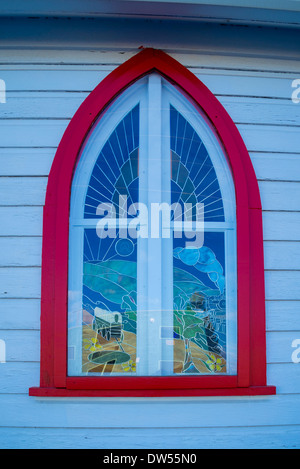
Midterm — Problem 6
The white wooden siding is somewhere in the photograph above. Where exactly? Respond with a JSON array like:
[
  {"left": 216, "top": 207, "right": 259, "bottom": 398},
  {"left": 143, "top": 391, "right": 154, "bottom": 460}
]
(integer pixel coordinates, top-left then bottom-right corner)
[{"left": 0, "top": 17, "right": 300, "bottom": 449}]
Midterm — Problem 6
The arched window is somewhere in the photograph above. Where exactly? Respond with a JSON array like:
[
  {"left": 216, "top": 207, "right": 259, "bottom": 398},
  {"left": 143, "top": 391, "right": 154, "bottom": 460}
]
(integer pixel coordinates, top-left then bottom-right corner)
[{"left": 30, "top": 49, "right": 276, "bottom": 396}]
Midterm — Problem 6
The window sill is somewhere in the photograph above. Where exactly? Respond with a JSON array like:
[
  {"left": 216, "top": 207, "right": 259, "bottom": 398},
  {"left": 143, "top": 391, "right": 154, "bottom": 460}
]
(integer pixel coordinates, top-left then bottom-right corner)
[{"left": 29, "top": 386, "right": 276, "bottom": 398}]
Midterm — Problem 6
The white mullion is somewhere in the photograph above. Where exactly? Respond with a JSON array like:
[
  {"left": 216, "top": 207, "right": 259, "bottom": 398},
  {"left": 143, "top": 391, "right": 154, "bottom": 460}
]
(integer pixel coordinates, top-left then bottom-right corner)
[
  {"left": 136, "top": 80, "right": 149, "bottom": 375},
  {"left": 138, "top": 73, "right": 174, "bottom": 376},
  {"left": 146, "top": 73, "right": 164, "bottom": 376},
  {"left": 161, "top": 85, "right": 174, "bottom": 375},
  {"left": 225, "top": 227, "right": 238, "bottom": 375},
  {"left": 68, "top": 226, "right": 84, "bottom": 376}
]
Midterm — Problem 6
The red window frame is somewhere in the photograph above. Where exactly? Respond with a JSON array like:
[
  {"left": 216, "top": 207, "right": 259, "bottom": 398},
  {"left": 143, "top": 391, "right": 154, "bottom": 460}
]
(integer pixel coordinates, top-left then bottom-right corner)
[{"left": 29, "top": 48, "right": 276, "bottom": 397}]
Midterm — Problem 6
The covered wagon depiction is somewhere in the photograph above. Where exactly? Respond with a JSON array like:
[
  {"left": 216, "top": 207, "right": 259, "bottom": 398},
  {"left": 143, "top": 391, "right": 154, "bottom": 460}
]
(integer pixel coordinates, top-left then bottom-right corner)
[{"left": 82, "top": 307, "right": 136, "bottom": 375}]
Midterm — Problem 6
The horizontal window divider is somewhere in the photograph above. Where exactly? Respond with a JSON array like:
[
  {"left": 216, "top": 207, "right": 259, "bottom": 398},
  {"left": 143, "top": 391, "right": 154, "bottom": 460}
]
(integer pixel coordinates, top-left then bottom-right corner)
[{"left": 70, "top": 219, "right": 235, "bottom": 229}]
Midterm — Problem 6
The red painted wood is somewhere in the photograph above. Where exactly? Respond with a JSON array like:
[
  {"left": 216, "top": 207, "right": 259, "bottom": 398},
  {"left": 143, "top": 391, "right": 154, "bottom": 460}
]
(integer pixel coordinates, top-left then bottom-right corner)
[
  {"left": 29, "top": 386, "right": 276, "bottom": 398},
  {"left": 66, "top": 376, "right": 237, "bottom": 391},
  {"left": 249, "top": 208, "right": 268, "bottom": 386},
  {"left": 32, "top": 48, "right": 274, "bottom": 397}
]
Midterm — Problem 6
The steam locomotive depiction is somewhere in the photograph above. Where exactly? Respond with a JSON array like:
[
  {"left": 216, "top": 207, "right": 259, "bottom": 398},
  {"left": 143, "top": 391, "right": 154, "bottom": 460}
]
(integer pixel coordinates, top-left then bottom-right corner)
[{"left": 92, "top": 307, "right": 122, "bottom": 341}]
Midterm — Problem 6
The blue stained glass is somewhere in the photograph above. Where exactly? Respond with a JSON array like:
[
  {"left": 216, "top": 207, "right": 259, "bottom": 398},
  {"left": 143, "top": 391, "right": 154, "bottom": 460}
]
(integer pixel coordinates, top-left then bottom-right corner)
[
  {"left": 173, "top": 230, "right": 227, "bottom": 374},
  {"left": 170, "top": 105, "right": 225, "bottom": 222},
  {"left": 70, "top": 89, "right": 234, "bottom": 377},
  {"left": 80, "top": 105, "right": 139, "bottom": 375},
  {"left": 171, "top": 105, "right": 228, "bottom": 375},
  {"left": 84, "top": 105, "right": 139, "bottom": 218},
  {"left": 81, "top": 227, "right": 137, "bottom": 374}
]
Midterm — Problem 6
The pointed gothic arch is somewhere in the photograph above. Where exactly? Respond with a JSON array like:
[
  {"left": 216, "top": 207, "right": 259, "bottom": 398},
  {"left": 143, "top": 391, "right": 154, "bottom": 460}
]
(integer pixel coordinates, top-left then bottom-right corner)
[{"left": 30, "top": 48, "right": 275, "bottom": 396}]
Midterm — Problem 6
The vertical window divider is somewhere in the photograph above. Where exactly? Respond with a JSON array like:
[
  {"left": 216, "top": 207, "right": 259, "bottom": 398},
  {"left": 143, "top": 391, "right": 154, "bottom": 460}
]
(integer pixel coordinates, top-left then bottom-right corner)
[
  {"left": 147, "top": 73, "right": 163, "bottom": 376},
  {"left": 137, "top": 73, "right": 174, "bottom": 376}
]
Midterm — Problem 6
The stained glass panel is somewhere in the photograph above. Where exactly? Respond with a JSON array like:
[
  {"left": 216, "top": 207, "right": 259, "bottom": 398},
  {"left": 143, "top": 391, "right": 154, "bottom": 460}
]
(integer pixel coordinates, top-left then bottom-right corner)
[
  {"left": 173, "top": 233, "right": 227, "bottom": 374},
  {"left": 170, "top": 105, "right": 225, "bottom": 223},
  {"left": 82, "top": 228, "right": 137, "bottom": 374},
  {"left": 68, "top": 76, "right": 237, "bottom": 378},
  {"left": 69, "top": 105, "right": 139, "bottom": 375},
  {"left": 84, "top": 105, "right": 139, "bottom": 219},
  {"left": 170, "top": 106, "right": 229, "bottom": 374}
]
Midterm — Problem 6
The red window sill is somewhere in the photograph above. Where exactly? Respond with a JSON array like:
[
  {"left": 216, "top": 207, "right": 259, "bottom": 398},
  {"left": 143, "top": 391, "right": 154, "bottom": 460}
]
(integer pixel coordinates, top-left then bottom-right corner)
[{"left": 29, "top": 386, "right": 276, "bottom": 398}]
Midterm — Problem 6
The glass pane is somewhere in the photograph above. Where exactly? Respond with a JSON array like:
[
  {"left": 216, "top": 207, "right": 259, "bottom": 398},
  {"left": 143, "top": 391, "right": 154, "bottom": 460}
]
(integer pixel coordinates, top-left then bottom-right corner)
[
  {"left": 82, "top": 228, "right": 137, "bottom": 374},
  {"left": 84, "top": 104, "right": 139, "bottom": 218},
  {"left": 69, "top": 105, "right": 139, "bottom": 375},
  {"left": 173, "top": 233, "right": 227, "bottom": 374},
  {"left": 170, "top": 105, "right": 225, "bottom": 222},
  {"left": 68, "top": 79, "right": 236, "bottom": 378},
  {"left": 170, "top": 105, "right": 233, "bottom": 374}
]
